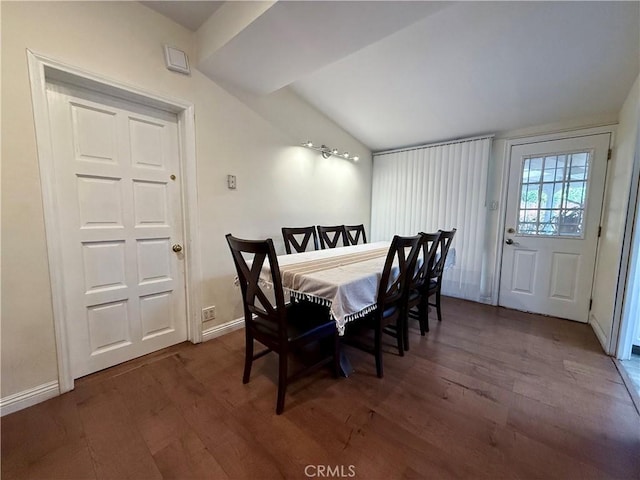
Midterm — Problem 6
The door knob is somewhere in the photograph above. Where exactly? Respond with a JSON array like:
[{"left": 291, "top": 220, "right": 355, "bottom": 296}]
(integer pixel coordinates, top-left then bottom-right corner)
[
  {"left": 505, "top": 238, "right": 514, "bottom": 245},
  {"left": 172, "top": 244, "right": 183, "bottom": 253}
]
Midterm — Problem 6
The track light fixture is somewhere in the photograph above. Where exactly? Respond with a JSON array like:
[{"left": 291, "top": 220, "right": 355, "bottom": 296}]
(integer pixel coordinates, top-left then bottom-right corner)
[{"left": 302, "top": 141, "right": 360, "bottom": 162}]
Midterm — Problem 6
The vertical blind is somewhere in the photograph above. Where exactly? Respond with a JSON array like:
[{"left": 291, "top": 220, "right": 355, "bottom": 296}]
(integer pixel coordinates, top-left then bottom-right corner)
[{"left": 371, "top": 136, "right": 492, "bottom": 302}]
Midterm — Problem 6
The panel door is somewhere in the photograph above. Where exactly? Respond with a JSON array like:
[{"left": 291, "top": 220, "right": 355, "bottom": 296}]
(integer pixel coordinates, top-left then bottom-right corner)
[
  {"left": 46, "top": 83, "right": 187, "bottom": 378},
  {"left": 499, "top": 134, "right": 610, "bottom": 322}
]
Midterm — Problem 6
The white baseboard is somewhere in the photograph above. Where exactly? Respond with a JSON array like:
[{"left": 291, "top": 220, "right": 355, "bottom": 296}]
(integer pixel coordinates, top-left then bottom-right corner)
[
  {"left": 202, "top": 317, "right": 244, "bottom": 342},
  {"left": 0, "top": 381, "right": 60, "bottom": 417},
  {"left": 590, "top": 313, "right": 611, "bottom": 354},
  {"left": 0, "top": 320, "right": 244, "bottom": 416},
  {"left": 613, "top": 359, "right": 640, "bottom": 415}
]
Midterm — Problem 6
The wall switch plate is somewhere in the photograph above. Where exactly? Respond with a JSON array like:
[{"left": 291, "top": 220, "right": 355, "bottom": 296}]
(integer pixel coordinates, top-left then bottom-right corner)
[
  {"left": 227, "top": 175, "right": 237, "bottom": 189},
  {"left": 202, "top": 306, "right": 216, "bottom": 322}
]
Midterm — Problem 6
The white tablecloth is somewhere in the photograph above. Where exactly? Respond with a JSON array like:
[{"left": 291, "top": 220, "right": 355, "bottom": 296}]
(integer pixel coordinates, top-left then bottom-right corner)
[
  {"left": 263, "top": 242, "right": 391, "bottom": 335},
  {"left": 260, "top": 241, "right": 456, "bottom": 335}
]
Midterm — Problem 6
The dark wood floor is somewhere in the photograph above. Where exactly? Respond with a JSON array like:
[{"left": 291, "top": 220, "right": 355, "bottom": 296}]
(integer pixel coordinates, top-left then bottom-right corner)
[{"left": 2, "top": 297, "right": 639, "bottom": 479}]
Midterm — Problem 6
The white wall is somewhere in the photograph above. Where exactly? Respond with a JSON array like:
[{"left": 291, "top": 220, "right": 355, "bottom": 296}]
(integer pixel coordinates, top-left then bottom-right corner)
[
  {"left": 0, "top": 1, "right": 371, "bottom": 398},
  {"left": 591, "top": 75, "right": 639, "bottom": 352}
]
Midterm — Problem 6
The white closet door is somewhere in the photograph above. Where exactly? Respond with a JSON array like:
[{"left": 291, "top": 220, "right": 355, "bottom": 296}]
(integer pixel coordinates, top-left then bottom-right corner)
[{"left": 47, "top": 83, "right": 187, "bottom": 378}]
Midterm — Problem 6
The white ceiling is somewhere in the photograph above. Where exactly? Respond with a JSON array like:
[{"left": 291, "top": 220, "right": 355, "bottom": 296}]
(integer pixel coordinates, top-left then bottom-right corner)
[
  {"left": 197, "top": 1, "right": 448, "bottom": 94},
  {"left": 143, "top": 1, "right": 640, "bottom": 152},
  {"left": 141, "top": 1, "right": 224, "bottom": 31}
]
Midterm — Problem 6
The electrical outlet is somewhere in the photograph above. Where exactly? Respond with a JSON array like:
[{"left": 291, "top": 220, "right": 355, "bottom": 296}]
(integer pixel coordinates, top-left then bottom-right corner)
[
  {"left": 202, "top": 305, "right": 216, "bottom": 322},
  {"left": 227, "top": 175, "right": 237, "bottom": 189}
]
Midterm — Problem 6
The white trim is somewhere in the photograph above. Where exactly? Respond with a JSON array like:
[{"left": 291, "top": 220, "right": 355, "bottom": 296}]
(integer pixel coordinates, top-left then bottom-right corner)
[
  {"left": 374, "top": 134, "right": 495, "bottom": 156},
  {"left": 33, "top": 53, "right": 193, "bottom": 114},
  {"left": 494, "top": 125, "right": 617, "bottom": 312},
  {"left": 613, "top": 359, "right": 640, "bottom": 415},
  {"left": 498, "top": 122, "right": 618, "bottom": 143},
  {"left": 202, "top": 318, "right": 245, "bottom": 342},
  {"left": 26, "top": 50, "right": 202, "bottom": 392},
  {"left": 0, "top": 381, "right": 60, "bottom": 417},
  {"left": 499, "top": 125, "right": 616, "bottom": 146},
  {"left": 613, "top": 135, "right": 640, "bottom": 358},
  {"left": 178, "top": 106, "right": 203, "bottom": 343},
  {"left": 27, "top": 51, "right": 74, "bottom": 393},
  {"left": 491, "top": 139, "right": 512, "bottom": 306},
  {"left": 590, "top": 312, "right": 610, "bottom": 353}
]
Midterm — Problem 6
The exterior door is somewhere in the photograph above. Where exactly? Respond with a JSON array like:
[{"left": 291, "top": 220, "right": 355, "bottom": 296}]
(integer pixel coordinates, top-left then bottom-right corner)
[
  {"left": 46, "top": 82, "right": 187, "bottom": 378},
  {"left": 499, "top": 134, "right": 610, "bottom": 322}
]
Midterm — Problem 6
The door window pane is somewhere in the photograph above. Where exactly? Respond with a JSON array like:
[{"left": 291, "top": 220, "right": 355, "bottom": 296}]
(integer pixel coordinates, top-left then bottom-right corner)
[
  {"left": 569, "top": 153, "right": 588, "bottom": 180},
  {"left": 517, "top": 150, "right": 591, "bottom": 237}
]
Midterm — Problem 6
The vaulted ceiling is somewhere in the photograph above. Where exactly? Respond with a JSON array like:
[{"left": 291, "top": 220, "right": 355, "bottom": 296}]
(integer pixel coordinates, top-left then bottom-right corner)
[{"left": 143, "top": 1, "right": 640, "bottom": 151}]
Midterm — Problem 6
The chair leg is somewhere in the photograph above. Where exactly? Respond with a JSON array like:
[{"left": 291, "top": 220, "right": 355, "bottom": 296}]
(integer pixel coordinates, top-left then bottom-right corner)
[
  {"left": 423, "top": 298, "right": 430, "bottom": 333},
  {"left": 395, "top": 316, "right": 405, "bottom": 356},
  {"left": 276, "top": 352, "right": 288, "bottom": 415},
  {"left": 243, "top": 333, "right": 253, "bottom": 384},
  {"left": 375, "top": 320, "right": 384, "bottom": 378},
  {"left": 436, "top": 289, "right": 442, "bottom": 322},
  {"left": 417, "top": 299, "right": 427, "bottom": 335},
  {"left": 333, "top": 332, "right": 340, "bottom": 379},
  {"left": 401, "top": 314, "right": 409, "bottom": 353}
]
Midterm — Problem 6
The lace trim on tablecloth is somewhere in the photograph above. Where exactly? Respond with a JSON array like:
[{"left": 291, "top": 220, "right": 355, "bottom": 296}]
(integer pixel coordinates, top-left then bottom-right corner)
[
  {"left": 235, "top": 268, "right": 381, "bottom": 335},
  {"left": 289, "top": 289, "right": 377, "bottom": 335}
]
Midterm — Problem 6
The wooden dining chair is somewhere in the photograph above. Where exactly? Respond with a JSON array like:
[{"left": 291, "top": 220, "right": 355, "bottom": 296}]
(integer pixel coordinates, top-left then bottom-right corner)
[
  {"left": 344, "top": 234, "right": 421, "bottom": 377},
  {"left": 281, "top": 226, "right": 319, "bottom": 254},
  {"left": 317, "top": 225, "right": 348, "bottom": 249},
  {"left": 405, "top": 232, "right": 441, "bottom": 341},
  {"left": 226, "top": 234, "right": 339, "bottom": 414},
  {"left": 345, "top": 224, "right": 367, "bottom": 245},
  {"left": 425, "top": 229, "right": 457, "bottom": 328}
]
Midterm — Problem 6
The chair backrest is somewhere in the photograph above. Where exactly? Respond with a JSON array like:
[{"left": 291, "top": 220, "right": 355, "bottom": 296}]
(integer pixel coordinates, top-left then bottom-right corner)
[
  {"left": 345, "top": 224, "right": 367, "bottom": 245},
  {"left": 411, "top": 232, "right": 441, "bottom": 291},
  {"left": 317, "top": 225, "right": 348, "bottom": 249},
  {"left": 281, "top": 226, "right": 319, "bottom": 254},
  {"left": 377, "top": 235, "right": 422, "bottom": 311},
  {"left": 431, "top": 228, "right": 457, "bottom": 278},
  {"left": 226, "top": 234, "right": 287, "bottom": 338}
]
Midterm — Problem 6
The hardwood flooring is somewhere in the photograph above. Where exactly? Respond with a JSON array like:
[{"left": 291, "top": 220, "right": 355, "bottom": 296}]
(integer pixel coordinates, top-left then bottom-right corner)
[
  {"left": 621, "top": 354, "right": 640, "bottom": 397},
  {"left": 2, "top": 297, "right": 639, "bottom": 479}
]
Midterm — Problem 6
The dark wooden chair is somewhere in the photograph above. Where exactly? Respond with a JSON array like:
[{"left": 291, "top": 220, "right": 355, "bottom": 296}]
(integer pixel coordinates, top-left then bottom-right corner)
[
  {"left": 345, "top": 224, "right": 367, "bottom": 245},
  {"left": 344, "top": 234, "right": 421, "bottom": 377},
  {"left": 317, "top": 225, "right": 348, "bottom": 249},
  {"left": 226, "top": 234, "right": 339, "bottom": 415},
  {"left": 405, "top": 232, "right": 441, "bottom": 340},
  {"left": 282, "top": 226, "right": 319, "bottom": 254},
  {"left": 425, "top": 229, "right": 457, "bottom": 328}
]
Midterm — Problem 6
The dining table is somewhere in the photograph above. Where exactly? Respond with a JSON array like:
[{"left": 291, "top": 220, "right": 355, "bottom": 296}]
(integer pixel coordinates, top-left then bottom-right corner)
[
  {"left": 262, "top": 241, "right": 391, "bottom": 333},
  {"left": 264, "top": 241, "right": 456, "bottom": 325},
  {"left": 260, "top": 240, "right": 456, "bottom": 376}
]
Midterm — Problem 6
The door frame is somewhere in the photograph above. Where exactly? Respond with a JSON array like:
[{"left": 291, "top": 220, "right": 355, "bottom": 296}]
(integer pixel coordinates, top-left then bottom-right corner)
[
  {"left": 613, "top": 134, "right": 640, "bottom": 358},
  {"left": 27, "top": 50, "right": 203, "bottom": 393},
  {"left": 494, "top": 126, "right": 616, "bottom": 319}
]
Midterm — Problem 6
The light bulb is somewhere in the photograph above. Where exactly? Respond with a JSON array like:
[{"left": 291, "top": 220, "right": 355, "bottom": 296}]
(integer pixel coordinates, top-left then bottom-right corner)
[
  {"left": 353, "top": 156, "right": 359, "bottom": 162},
  {"left": 332, "top": 149, "right": 339, "bottom": 155},
  {"left": 305, "top": 141, "right": 313, "bottom": 147},
  {"left": 343, "top": 152, "right": 349, "bottom": 158}
]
